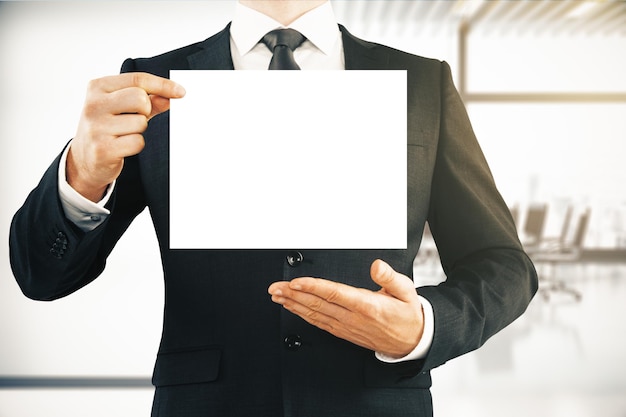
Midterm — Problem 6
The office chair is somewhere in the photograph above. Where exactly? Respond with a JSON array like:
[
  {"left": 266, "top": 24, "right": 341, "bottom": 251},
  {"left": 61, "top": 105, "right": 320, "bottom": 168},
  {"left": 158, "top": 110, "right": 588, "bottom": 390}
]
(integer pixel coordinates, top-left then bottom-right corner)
[
  {"left": 522, "top": 204, "right": 548, "bottom": 250},
  {"left": 532, "top": 208, "right": 591, "bottom": 302}
]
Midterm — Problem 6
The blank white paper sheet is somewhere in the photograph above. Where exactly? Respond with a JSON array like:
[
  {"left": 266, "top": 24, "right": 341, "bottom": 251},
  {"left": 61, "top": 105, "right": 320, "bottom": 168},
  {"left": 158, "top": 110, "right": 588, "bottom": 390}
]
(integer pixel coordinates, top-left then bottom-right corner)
[{"left": 169, "top": 70, "right": 406, "bottom": 249}]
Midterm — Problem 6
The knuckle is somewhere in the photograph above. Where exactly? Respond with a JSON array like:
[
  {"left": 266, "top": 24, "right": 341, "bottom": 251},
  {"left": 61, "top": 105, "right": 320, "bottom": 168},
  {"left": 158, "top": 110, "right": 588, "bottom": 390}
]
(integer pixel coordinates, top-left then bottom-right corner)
[
  {"left": 130, "top": 72, "right": 145, "bottom": 88},
  {"left": 309, "top": 298, "right": 324, "bottom": 311},
  {"left": 137, "top": 115, "right": 149, "bottom": 132},
  {"left": 158, "top": 77, "right": 169, "bottom": 92},
  {"left": 157, "top": 75, "right": 175, "bottom": 96},
  {"left": 325, "top": 286, "right": 341, "bottom": 304},
  {"left": 129, "top": 87, "right": 151, "bottom": 114},
  {"left": 86, "top": 78, "right": 102, "bottom": 93},
  {"left": 379, "top": 270, "right": 395, "bottom": 285},
  {"left": 304, "top": 309, "right": 320, "bottom": 321},
  {"left": 82, "top": 95, "right": 106, "bottom": 118},
  {"left": 132, "top": 85, "right": 149, "bottom": 100},
  {"left": 128, "top": 134, "right": 146, "bottom": 155},
  {"left": 368, "top": 303, "right": 385, "bottom": 322}
]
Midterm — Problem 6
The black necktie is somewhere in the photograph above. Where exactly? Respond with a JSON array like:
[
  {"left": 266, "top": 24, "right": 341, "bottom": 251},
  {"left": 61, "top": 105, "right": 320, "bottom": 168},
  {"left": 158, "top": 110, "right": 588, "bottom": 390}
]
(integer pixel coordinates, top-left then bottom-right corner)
[{"left": 261, "top": 29, "right": 306, "bottom": 70}]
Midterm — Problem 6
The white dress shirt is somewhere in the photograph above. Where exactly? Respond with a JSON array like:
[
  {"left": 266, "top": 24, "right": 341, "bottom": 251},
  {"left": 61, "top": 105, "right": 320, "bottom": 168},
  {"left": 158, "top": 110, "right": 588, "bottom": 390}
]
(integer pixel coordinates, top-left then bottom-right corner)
[
  {"left": 58, "top": 0, "right": 433, "bottom": 363},
  {"left": 229, "top": 1, "right": 344, "bottom": 71}
]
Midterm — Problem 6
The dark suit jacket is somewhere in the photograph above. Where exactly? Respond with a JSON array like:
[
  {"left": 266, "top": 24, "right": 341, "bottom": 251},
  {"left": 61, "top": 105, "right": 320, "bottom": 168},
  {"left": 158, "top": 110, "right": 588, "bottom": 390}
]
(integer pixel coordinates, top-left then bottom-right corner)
[{"left": 10, "top": 24, "right": 537, "bottom": 417}]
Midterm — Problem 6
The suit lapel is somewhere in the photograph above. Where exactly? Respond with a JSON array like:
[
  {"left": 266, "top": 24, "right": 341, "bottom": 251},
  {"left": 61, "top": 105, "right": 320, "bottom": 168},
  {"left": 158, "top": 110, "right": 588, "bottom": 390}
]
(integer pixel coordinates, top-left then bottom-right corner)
[
  {"left": 339, "top": 24, "right": 390, "bottom": 70},
  {"left": 185, "top": 23, "right": 388, "bottom": 71},
  {"left": 187, "top": 23, "right": 235, "bottom": 70}
]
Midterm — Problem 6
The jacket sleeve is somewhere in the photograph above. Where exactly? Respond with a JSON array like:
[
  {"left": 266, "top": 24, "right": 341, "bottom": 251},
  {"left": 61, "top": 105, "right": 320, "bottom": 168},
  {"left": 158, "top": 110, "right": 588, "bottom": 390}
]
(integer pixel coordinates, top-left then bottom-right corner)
[
  {"left": 9, "top": 141, "right": 146, "bottom": 301},
  {"left": 417, "top": 61, "right": 538, "bottom": 371},
  {"left": 9, "top": 59, "right": 150, "bottom": 301}
]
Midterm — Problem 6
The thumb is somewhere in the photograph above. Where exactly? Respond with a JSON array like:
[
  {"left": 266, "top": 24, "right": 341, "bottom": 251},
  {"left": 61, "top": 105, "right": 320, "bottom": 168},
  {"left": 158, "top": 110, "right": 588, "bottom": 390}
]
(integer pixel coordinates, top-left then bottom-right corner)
[
  {"left": 370, "top": 259, "right": 416, "bottom": 302},
  {"left": 148, "top": 95, "right": 172, "bottom": 120}
]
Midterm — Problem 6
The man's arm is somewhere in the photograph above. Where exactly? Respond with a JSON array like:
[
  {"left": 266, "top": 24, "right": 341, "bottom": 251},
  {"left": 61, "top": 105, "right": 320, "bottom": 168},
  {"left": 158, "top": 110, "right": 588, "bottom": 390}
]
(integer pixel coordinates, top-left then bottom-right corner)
[
  {"left": 9, "top": 72, "right": 184, "bottom": 300},
  {"left": 416, "top": 62, "right": 538, "bottom": 371}
]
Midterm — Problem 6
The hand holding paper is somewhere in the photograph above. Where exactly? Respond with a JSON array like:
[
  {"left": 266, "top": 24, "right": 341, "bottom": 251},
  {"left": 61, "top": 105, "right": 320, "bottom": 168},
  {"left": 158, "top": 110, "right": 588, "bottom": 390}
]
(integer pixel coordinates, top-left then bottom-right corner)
[{"left": 68, "top": 72, "right": 186, "bottom": 202}]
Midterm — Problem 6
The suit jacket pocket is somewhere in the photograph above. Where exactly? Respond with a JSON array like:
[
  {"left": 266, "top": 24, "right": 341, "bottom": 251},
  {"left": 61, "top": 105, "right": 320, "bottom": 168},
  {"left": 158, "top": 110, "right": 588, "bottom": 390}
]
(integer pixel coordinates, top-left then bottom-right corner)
[{"left": 152, "top": 347, "right": 221, "bottom": 387}]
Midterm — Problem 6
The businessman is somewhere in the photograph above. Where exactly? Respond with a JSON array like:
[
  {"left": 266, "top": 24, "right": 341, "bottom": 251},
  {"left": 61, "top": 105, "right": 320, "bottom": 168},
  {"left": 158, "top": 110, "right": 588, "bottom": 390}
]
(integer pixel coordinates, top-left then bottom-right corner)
[{"left": 9, "top": 1, "right": 538, "bottom": 416}]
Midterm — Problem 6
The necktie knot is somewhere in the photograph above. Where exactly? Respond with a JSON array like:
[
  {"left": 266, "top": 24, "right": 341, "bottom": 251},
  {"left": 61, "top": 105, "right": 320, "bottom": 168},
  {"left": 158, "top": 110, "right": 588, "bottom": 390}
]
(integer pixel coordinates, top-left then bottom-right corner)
[
  {"left": 261, "top": 29, "right": 306, "bottom": 70},
  {"left": 262, "top": 28, "right": 306, "bottom": 53}
]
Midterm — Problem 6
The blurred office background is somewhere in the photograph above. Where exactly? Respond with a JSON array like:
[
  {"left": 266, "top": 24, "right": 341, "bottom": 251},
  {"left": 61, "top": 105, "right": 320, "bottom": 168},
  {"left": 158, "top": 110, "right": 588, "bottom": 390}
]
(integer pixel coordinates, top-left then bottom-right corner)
[{"left": 1, "top": 1, "right": 625, "bottom": 416}]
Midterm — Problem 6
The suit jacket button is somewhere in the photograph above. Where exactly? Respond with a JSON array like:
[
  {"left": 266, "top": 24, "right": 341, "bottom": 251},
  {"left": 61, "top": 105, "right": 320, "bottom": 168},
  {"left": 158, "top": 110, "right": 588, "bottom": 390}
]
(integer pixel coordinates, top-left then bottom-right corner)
[
  {"left": 286, "top": 251, "right": 303, "bottom": 267},
  {"left": 284, "top": 334, "right": 302, "bottom": 350},
  {"left": 56, "top": 232, "right": 68, "bottom": 245}
]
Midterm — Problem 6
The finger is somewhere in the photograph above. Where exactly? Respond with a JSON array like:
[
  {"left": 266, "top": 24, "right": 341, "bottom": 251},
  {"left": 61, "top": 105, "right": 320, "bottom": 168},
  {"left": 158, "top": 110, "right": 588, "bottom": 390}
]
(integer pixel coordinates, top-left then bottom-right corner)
[
  {"left": 149, "top": 95, "right": 171, "bottom": 119},
  {"left": 83, "top": 86, "right": 151, "bottom": 119},
  {"left": 271, "top": 283, "right": 350, "bottom": 320},
  {"left": 268, "top": 281, "right": 288, "bottom": 295},
  {"left": 108, "top": 87, "right": 153, "bottom": 116},
  {"left": 92, "top": 72, "right": 186, "bottom": 98},
  {"left": 111, "top": 133, "right": 146, "bottom": 158},
  {"left": 104, "top": 113, "right": 149, "bottom": 137},
  {"left": 276, "top": 293, "right": 342, "bottom": 327},
  {"left": 286, "top": 278, "right": 373, "bottom": 313},
  {"left": 273, "top": 291, "right": 367, "bottom": 342},
  {"left": 370, "top": 259, "right": 416, "bottom": 303},
  {"left": 281, "top": 299, "right": 374, "bottom": 350}
]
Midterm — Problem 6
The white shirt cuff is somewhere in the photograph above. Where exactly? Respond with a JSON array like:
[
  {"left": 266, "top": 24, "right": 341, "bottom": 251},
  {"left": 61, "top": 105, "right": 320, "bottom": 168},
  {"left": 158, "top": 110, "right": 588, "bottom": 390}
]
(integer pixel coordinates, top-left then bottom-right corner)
[
  {"left": 375, "top": 295, "right": 434, "bottom": 363},
  {"left": 58, "top": 142, "right": 114, "bottom": 232}
]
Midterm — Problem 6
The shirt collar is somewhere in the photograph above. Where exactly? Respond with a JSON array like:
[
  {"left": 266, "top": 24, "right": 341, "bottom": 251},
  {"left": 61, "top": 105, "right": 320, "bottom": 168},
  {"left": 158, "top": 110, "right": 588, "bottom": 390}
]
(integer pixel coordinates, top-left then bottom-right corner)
[{"left": 230, "top": 1, "right": 339, "bottom": 56}]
